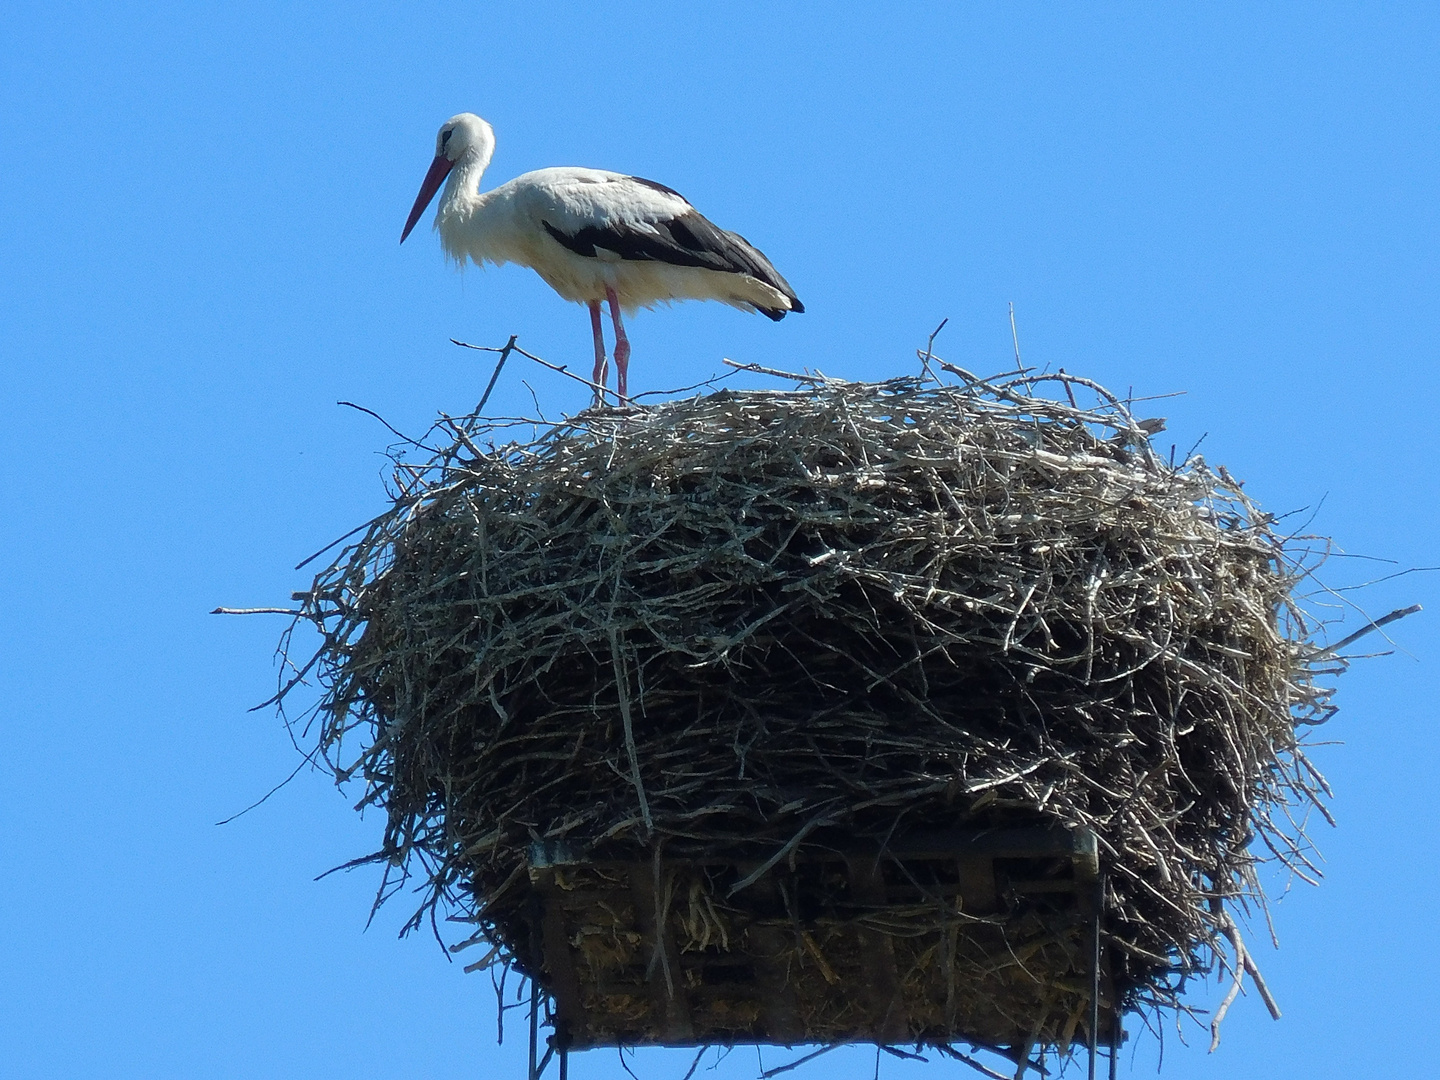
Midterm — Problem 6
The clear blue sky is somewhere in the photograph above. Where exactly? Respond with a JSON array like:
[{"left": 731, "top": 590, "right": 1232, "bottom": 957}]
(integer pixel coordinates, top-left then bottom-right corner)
[{"left": 3, "top": 3, "right": 1436, "bottom": 1077}]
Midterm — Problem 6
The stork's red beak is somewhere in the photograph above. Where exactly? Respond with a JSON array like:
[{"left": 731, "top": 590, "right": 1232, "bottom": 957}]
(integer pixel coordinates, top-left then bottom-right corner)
[{"left": 401, "top": 154, "right": 455, "bottom": 243}]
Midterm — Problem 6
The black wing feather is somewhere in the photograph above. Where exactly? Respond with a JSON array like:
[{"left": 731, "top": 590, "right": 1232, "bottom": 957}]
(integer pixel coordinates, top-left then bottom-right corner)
[
  {"left": 542, "top": 180, "right": 803, "bottom": 317},
  {"left": 627, "top": 175, "right": 688, "bottom": 201}
]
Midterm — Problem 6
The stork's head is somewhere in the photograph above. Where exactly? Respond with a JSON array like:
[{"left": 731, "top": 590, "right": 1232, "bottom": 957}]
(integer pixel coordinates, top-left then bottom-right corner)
[
  {"left": 435, "top": 112, "right": 496, "bottom": 163},
  {"left": 402, "top": 112, "right": 496, "bottom": 243}
]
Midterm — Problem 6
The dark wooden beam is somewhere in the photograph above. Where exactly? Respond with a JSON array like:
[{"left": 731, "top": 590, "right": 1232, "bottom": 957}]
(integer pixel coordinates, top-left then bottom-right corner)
[
  {"left": 534, "top": 826, "right": 1098, "bottom": 874},
  {"left": 746, "top": 874, "right": 804, "bottom": 1045},
  {"left": 889, "top": 825, "right": 1098, "bottom": 868},
  {"left": 955, "top": 856, "right": 999, "bottom": 913},
  {"left": 844, "top": 854, "right": 907, "bottom": 1044},
  {"left": 530, "top": 870, "right": 587, "bottom": 1048}
]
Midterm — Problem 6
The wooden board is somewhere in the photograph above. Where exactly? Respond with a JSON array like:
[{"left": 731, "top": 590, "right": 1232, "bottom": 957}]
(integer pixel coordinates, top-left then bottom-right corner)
[{"left": 527, "top": 827, "right": 1117, "bottom": 1053}]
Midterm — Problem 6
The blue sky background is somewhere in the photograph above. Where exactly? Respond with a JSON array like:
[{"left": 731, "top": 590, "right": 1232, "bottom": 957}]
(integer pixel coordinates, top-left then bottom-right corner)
[{"left": 3, "top": 3, "right": 1437, "bottom": 1077}]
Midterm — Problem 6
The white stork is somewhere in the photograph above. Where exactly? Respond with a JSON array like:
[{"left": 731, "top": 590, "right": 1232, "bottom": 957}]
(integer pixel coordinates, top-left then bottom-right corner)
[{"left": 401, "top": 113, "right": 803, "bottom": 402}]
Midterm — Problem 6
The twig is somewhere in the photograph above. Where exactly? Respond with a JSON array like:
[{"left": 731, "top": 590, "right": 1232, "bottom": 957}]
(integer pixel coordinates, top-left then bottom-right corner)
[
  {"left": 293, "top": 509, "right": 393, "bottom": 570},
  {"left": 1242, "top": 949, "right": 1282, "bottom": 1021},
  {"left": 919, "top": 317, "right": 949, "bottom": 382},
  {"left": 1317, "top": 604, "right": 1422, "bottom": 656},
  {"left": 727, "top": 811, "right": 835, "bottom": 896},
  {"left": 477, "top": 334, "right": 518, "bottom": 413},
  {"left": 1009, "top": 301, "right": 1023, "bottom": 372},
  {"left": 610, "top": 629, "right": 654, "bottom": 837},
  {"left": 214, "top": 746, "right": 321, "bottom": 825},
  {"left": 632, "top": 367, "right": 741, "bottom": 401},
  {"left": 1057, "top": 368, "right": 1080, "bottom": 409},
  {"left": 680, "top": 1046, "right": 709, "bottom": 1080},
  {"left": 880, "top": 1046, "right": 927, "bottom": 1062},
  {"left": 759, "top": 1044, "right": 841, "bottom": 1078},
  {"left": 453, "top": 338, "right": 624, "bottom": 405},
  {"left": 1329, "top": 565, "right": 1440, "bottom": 592},
  {"left": 722, "top": 358, "right": 828, "bottom": 384},
  {"left": 1209, "top": 911, "right": 1278, "bottom": 1051},
  {"left": 338, "top": 400, "right": 443, "bottom": 452},
  {"left": 936, "top": 1045, "right": 1013, "bottom": 1080}
]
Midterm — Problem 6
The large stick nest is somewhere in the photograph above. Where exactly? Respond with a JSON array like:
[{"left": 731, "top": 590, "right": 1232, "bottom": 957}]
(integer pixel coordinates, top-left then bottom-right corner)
[{"left": 286, "top": 365, "right": 1337, "bottom": 1040}]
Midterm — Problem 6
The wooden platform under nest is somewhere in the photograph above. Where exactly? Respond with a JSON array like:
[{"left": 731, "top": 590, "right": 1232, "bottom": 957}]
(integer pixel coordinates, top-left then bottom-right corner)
[{"left": 525, "top": 826, "right": 1120, "bottom": 1053}]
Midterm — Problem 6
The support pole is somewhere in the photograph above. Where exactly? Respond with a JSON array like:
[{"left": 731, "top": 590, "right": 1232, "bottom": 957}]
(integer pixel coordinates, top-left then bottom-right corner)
[
  {"left": 1088, "top": 876, "right": 1103, "bottom": 1080},
  {"left": 528, "top": 981, "right": 540, "bottom": 1080}
]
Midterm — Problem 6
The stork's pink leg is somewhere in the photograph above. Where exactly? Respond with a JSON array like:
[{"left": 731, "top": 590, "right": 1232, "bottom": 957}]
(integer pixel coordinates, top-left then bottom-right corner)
[
  {"left": 605, "top": 285, "right": 631, "bottom": 402},
  {"left": 588, "top": 300, "right": 608, "bottom": 403}
]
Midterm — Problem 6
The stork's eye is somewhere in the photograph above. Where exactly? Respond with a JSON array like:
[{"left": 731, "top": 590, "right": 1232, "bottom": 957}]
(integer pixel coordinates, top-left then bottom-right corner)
[{"left": 441, "top": 130, "right": 453, "bottom": 147}]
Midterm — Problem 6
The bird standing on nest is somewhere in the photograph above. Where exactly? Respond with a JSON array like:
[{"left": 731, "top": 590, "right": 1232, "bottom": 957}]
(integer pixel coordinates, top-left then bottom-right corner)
[{"left": 401, "top": 113, "right": 803, "bottom": 404}]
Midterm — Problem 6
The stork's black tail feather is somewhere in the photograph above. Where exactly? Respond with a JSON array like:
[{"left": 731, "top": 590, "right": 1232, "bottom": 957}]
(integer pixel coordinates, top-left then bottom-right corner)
[{"left": 757, "top": 298, "right": 803, "bottom": 321}]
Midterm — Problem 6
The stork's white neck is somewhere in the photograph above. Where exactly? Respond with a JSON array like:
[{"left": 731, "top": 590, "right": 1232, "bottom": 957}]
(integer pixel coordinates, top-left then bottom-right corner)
[
  {"left": 432, "top": 118, "right": 502, "bottom": 265},
  {"left": 440, "top": 146, "right": 493, "bottom": 216}
]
